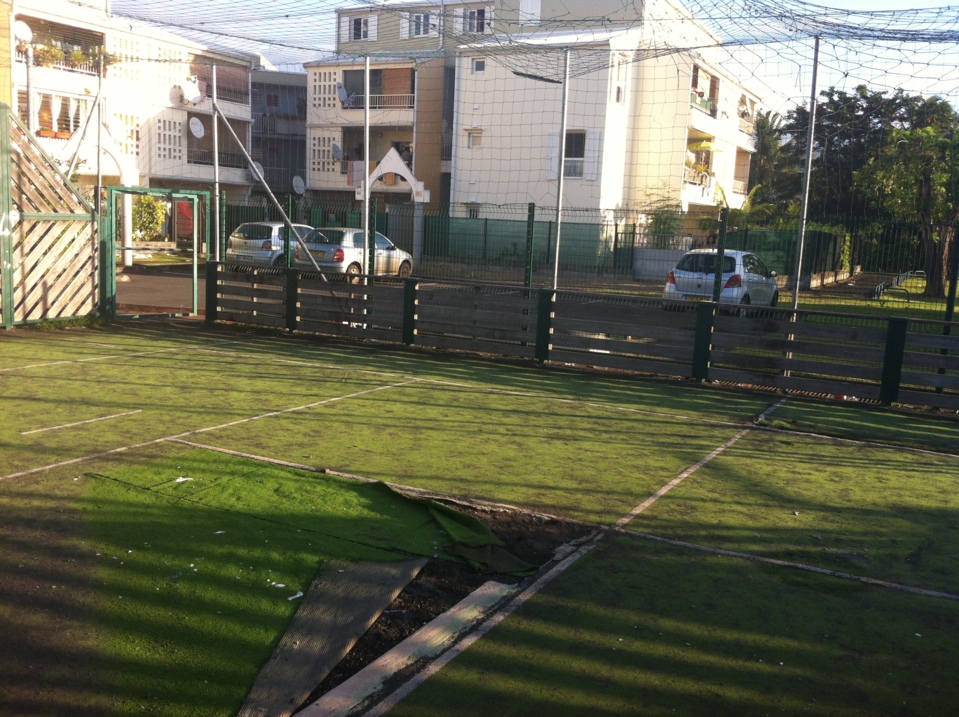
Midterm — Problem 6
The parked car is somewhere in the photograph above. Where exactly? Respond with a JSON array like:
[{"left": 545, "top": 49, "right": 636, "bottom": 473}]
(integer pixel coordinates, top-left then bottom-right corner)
[
  {"left": 663, "top": 249, "right": 779, "bottom": 307},
  {"left": 295, "top": 228, "right": 413, "bottom": 280},
  {"left": 224, "top": 222, "right": 314, "bottom": 267}
]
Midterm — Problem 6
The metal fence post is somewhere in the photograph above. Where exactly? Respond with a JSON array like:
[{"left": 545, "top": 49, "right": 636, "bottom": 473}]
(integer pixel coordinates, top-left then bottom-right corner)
[
  {"left": 879, "top": 316, "right": 908, "bottom": 405},
  {"left": 692, "top": 302, "right": 715, "bottom": 381},
  {"left": 0, "top": 105, "right": 14, "bottom": 329},
  {"left": 100, "top": 189, "right": 117, "bottom": 319},
  {"left": 402, "top": 278, "right": 417, "bottom": 345},
  {"left": 286, "top": 268, "right": 298, "bottom": 332},
  {"left": 535, "top": 289, "right": 554, "bottom": 362},
  {"left": 711, "top": 208, "right": 729, "bottom": 302},
  {"left": 525, "top": 203, "right": 536, "bottom": 288},
  {"left": 205, "top": 261, "right": 219, "bottom": 324}
]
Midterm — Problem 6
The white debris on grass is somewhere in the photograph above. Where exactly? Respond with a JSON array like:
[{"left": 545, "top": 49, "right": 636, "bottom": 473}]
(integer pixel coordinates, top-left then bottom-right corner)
[
  {"left": 175, "top": 477, "right": 193, "bottom": 483},
  {"left": 287, "top": 591, "right": 304, "bottom": 601}
]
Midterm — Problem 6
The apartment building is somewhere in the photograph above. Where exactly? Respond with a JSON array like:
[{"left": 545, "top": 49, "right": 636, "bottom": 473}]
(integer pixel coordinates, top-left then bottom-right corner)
[
  {"left": 10, "top": 0, "right": 257, "bottom": 198},
  {"left": 451, "top": 0, "right": 759, "bottom": 215},
  {"left": 305, "top": 0, "right": 495, "bottom": 204},
  {"left": 308, "top": 0, "right": 759, "bottom": 220},
  {"left": 251, "top": 69, "right": 307, "bottom": 197}
]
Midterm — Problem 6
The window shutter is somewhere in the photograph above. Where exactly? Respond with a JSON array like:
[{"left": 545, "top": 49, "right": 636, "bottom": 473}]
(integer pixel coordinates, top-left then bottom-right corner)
[
  {"left": 547, "top": 132, "right": 559, "bottom": 180},
  {"left": 339, "top": 16, "right": 351, "bottom": 44},
  {"left": 368, "top": 15, "right": 378, "bottom": 41},
  {"left": 584, "top": 130, "right": 602, "bottom": 180},
  {"left": 485, "top": 6, "right": 494, "bottom": 33},
  {"left": 400, "top": 13, "right": 409, "bottom": 39}
]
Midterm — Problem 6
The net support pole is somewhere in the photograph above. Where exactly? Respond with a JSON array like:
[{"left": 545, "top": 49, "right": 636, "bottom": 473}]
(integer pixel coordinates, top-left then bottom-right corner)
[
  {"left": 551, "top": 47, "right": 570, "bottom": 291},
  {"left": 213, "top": 64, "right": 221, "bottom": 262},
  {"left": 791, "top": 35, "right": 820, "bottom": 310}
]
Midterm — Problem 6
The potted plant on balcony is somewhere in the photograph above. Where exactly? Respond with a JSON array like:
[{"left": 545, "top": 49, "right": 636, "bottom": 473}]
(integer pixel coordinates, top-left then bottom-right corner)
[
  {"left": 67, "top": 49, "right": 88, "bottom": 68},
  {"left": 34, "top": 45, "right": 65, "bottom": 67}
]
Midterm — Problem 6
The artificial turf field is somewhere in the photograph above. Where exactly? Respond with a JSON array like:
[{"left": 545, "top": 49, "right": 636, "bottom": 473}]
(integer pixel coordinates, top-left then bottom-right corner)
[{"left": 1, "top": 319, "right": 958, "bottom": 717}]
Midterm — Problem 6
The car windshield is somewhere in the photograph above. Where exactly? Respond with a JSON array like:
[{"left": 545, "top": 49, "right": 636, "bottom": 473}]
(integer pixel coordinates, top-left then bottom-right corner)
[
  {"left": 305, "top": 229, "right": 347, "bottom": 244},
  {"left": 231, "top": 225, "right": 273, "bottom": 240},
  {"left": 676, "top": 254, "right": 736, "bottom": 274}
]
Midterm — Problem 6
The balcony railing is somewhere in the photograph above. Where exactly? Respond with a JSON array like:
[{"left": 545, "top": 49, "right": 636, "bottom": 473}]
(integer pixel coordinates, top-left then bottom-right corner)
[
  {"left": 441, "top": 140, "right": 453, "bottom": 161},
  {"left": 16, "top": 48, "right": 98, "bottom": 76},
  {"left": 343, "top": 94, "right": 415, "bottom": 110},
  {"left": 739, "top": 117, "right": 755, "bottom": 134},
  {"left": 690, "top": 92, "right": 717, "bottom": 117},
  {"left": 732, "top": 179, "right": 748, "bottom": 195},
  {"left": 684, "top": 165, "right": 712, "bottom": 187},
  {"left": 187, "top": 148, "right": 248, "bottom": 169}
]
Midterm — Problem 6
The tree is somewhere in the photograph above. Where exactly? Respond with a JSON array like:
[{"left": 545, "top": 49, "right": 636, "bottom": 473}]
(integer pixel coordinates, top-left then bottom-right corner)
[
  {"left": 781, "top": 85, "right": 957, "bottom": 219},
  {"left": 132, "top": 195, "right": 167, "bottom": 242},
  {"left": 855, "top": 125, "right": 959, "bottom": 297},
  {"left": 748, "top": 110, "right": 801, "bottom": 209}
]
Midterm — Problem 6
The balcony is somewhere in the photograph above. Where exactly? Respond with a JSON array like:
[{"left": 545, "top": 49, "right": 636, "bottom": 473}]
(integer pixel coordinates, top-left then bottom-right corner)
[
  {"left": 739, "top": 117, "right": 755, "bottom": 134},
  {"left": 187, "top": 148, "right": 248, "bottom": 169},
  {"left": 732, "top": 179, "right": 748, "bottom": 195},
  {"left": 342, "top": 94, "right": 415, "bottom": 110},
  {"left": 690, "top": 92, "right": 717, "bottom": 117}
]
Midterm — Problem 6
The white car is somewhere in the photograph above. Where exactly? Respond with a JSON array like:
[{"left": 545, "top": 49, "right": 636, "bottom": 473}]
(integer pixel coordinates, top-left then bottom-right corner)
[
  {"left": 295, "top": 228, "right": 413, "bottom": 281},
  {"left": 224, "top": 222, "right": 313, "bottom": 267},
  {"left": 663, "top": 249, "right": 779, "bottom": 307}
]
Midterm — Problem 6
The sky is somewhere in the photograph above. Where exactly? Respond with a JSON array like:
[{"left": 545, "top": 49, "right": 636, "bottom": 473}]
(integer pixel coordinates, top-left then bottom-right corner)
[{"left": 102, "top": 0, "right": 959, "bottom": 112}]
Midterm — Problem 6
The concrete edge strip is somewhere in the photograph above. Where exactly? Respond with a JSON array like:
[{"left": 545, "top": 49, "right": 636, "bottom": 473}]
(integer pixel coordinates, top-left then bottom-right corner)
[
  {"left": 614, "top": 528, "right": 959, "bottom": 602},
  {"left": 0, "top": 381, "right": 416, "bottom": 482},
  {"left": 19, "top": 409, "right": 143, "bottom": 435},
  {"left": 361, "top": 533, "right": 605, "bottom": 717},
  {"left": 298, "top": 581, "right": 515, "bottom": 717}
]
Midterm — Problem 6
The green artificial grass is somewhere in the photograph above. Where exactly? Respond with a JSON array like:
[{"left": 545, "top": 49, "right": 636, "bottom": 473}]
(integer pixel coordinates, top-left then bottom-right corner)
[
  {"left": 629, "top": 430, "right": 959, "bottom": 595},
  {"left": 77, "top": 446, "right": 502, "bottom": 716},
  {"left": 391, "top": 534, "right": 959, "bottom": 717},
  {"left": 762, "top": 399, "right": 959, "bottom": 454}
]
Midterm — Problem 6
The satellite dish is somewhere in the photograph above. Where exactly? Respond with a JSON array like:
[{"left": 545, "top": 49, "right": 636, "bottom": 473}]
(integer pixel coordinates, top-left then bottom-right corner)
[
  {"left": 188, "top": 117, "right": 205, "bottom": 139},
  {"left": 14, "top": 21, "right": 33, "bottom": 43},
  {"left": 336, "top": 82, "right": 351, "bottom": 107},
  {"left": 292, "top": 175, "right": 306, "bottom": 195},
  {"left": 173, "top": 78, "right": 203, "bottom": 106},
  {"left": 250, "top": 161, "right": 264, "bottom": 180},
  {"left": 331, "top": 143, "right": 343, "bottom": 161}
]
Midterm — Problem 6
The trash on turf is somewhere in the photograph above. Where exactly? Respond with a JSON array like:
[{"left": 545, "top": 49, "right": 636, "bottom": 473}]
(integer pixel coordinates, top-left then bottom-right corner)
[
  {"left": 287, "top": 591, "right": 304, "bottom": 601},
  {"left": 175, "top": 477, "right": 193, "bottom": 483}
]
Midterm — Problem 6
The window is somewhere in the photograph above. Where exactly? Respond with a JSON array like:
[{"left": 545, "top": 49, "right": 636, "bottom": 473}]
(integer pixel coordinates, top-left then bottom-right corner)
[
  {"left": 468, "top": 205, "right": 480, "bottom": 219},
  {"left": 341, "top": 15, "right": 377, "bottom": 42},
  {"left": 564, "top": 131, "right": 586, "bottom": 178},
  {"left": 472, "top": 58, "right": 486, "bottom": 74},
  {"left": 266, "top": 94, "right": 279, "bottom": 108},
  {"left": 410, "top": 13, "right": 436, "bottom": 37},
  {"left": 468, "top": 9, "right": 486, "bottom": 33},
  {"left": 353, "top": 18, "right": 368, "bottom": 40},
  {"left": 467, "top": 130, "right": 483, "bottom": 149},
  {"left": 609, "top": 54, "right": 628, "bottom": 104},
  {"left": 547, "top": 130, "right": 602, "bottom": 180}
]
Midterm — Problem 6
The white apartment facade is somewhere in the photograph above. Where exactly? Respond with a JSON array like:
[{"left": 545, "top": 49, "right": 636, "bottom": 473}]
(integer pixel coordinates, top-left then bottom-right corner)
[
  {"left": 451, "top": 0, "right": 760, "bottom": 216},
  {"left": 10, "top": 0, "right": 258, "bottom": 197}
]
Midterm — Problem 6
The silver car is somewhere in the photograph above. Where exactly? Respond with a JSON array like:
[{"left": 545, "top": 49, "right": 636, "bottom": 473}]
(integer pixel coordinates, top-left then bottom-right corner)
[
  {"left": 224, "top": 222, "right": 313, "bottom": 267},
  {"left": 295, "top": 228, "right": 413, "bottom": 281},
  {"left": 663, "top": 249, "right": 779, "bottom": 307}
]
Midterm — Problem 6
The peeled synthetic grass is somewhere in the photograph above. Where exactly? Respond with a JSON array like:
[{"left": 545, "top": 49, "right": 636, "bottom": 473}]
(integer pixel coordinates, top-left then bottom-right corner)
[{"left": 79, "top": 446, "right": 496, "bottom": 716}]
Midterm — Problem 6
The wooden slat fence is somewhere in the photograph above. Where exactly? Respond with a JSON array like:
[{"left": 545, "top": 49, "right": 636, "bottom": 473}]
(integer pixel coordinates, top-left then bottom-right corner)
[
  {"left": 208, "top": 264, "right": 959, "bottom": 410},
  {"left": 0, "top": 105, "right": 99, "bottom": 328}
]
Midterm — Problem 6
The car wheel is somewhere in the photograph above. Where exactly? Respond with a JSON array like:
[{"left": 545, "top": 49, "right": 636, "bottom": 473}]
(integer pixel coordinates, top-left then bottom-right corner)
[
  {"left": 397, "top": 261, "right": 412, "bottom": 279},
  {"left": 770, "top": 291, "right": 779, "bottom": 307},
  {"left": 345, "top": 263, "right": 362, "bottom": 284},
  {"left": 273, "top": 255, "right": 286, "bottom": 268}
]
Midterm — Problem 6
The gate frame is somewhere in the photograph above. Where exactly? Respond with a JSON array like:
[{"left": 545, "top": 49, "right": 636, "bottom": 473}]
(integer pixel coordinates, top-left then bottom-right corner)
[{"left": 102, "top": 186, "right": 211, "bottom": 319}]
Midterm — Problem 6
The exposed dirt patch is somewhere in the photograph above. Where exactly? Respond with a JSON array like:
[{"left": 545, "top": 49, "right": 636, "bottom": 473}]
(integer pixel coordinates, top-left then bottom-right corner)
[{"left": 310, "top": 501, "right": 597, "bottom": 699}]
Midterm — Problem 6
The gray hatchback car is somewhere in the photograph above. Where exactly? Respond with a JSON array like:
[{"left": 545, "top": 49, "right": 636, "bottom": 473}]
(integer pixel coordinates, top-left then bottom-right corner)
[{"left": 224, "top": 222, "right": 313, "bottom": 267}]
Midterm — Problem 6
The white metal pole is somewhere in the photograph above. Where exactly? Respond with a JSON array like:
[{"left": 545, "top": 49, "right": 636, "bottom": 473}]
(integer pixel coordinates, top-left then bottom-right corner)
[
  {"left": 552, "top": 48, "right": 571, "bottom": 291},
  {"left": 363, "top": 55, "right": 371, "bottom": 284},
  {"left": 212, "top": 64, "right": 221, "bottom": 261},
  {"left": 791, "top": 36, "right": 820, "bottom": 310}
]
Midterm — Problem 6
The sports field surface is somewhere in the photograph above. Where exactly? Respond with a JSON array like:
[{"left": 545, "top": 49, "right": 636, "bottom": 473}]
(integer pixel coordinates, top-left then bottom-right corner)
[{"left": 1, "top": 320, "right": 957, "bottom": 717}]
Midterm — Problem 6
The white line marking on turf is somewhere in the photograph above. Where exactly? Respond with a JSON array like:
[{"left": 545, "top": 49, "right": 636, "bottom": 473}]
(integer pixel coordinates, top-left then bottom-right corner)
[
  {"left": 20, "top": 410, "right": 142, "bottom": 435},
  {"left": 0, "top": 381, "right": 417, "bottom": 483},
  {"left": 613, "top": 399, "right": 788, "bottom": 530},
  {"left": 364, "top": 533, "right": 605, "bottom": 717},
  {"left": 614, "top": 528, "right": 959, "bottom": 602}
]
